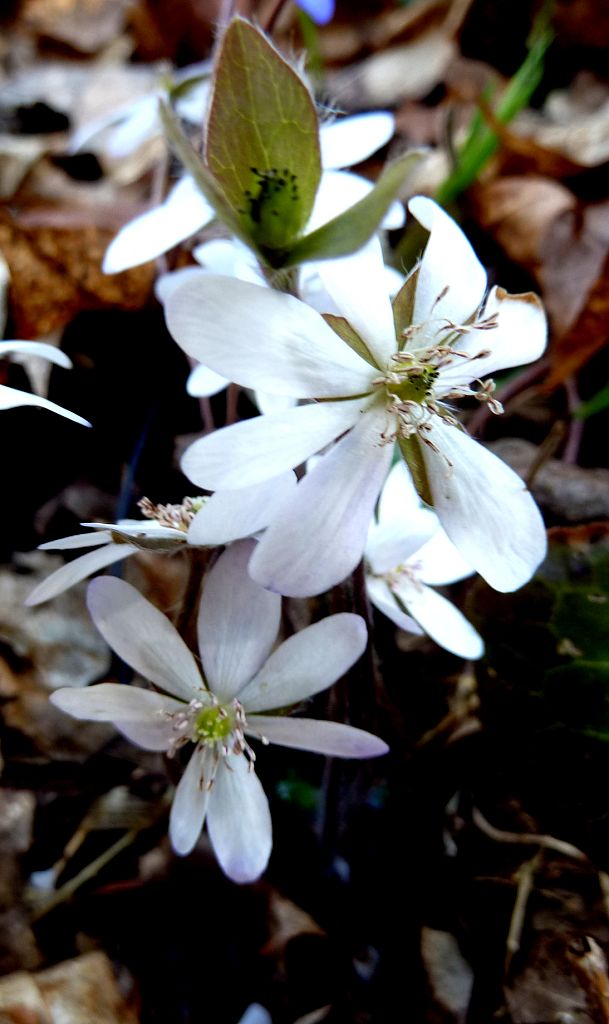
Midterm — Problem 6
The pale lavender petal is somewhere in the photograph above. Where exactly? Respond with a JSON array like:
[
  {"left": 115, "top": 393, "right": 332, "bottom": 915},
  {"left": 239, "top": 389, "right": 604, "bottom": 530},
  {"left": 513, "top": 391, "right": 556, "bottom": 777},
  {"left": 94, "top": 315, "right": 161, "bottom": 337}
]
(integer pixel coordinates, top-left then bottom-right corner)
[
  {"left": 103, "top": 176, "right": 213, "bottom": 274},
  {"left": 365, "top": 576, "right": 423, "bottom": 635},
  {"left": 87, "top": 577, "right": 204, "bottom": 701},
  {"left": 320, "top": 112, "right": 394, "bottom": 170},
  {"left": 408, "top": 196, "right": 487, "bottom": 331},
  {"left": 170, "top": 745, "right": 215, "bottom": 856},
  {"left": 39, "top": 531, "right": 113, "bottom": 550},
  {"left": 198, "top": 540, "right": 281, "bottom": 700},
  {"left": 365, "top": 516, "right": 436, "bottom": 575},
  {"left": 50, "top": 683, "right": 183, "bottom": 750},
  {"left": 421, "top": 417, "right": 547, "bottom": 592},
  {"left": 165, "top": 275, "right": 374, "bottom": 398},
  {"left": 315, "top": 237, "right": 396, "bottom": 367},
  {"left": 187, "top": 473, "right": 297, "bottom": 547},
  {"left": 249, "top": 402, "right": 393, "bottom": 597},
  {"left": 25, "top": 543, "right": 137, "bottom": 606},
  {"left": 181, "top": 399, "right": 363, "bottom": 490},
  {"left": 390, "top": 577, "right": 484, "bottom": 659},
  {"left": 436, "top": 287, "right": 547, "bottom": 392},
  {"left": 0, "top": 385, "right": 90, "bottom": 426},
  {"left": 247, "top": 716, "right": 388, "bottom": 758},
  {"left": 207, "top": 754, "right": 272, "bottom": 884},
  {"left": 238, "top": 613, "right": 367, "bottom": 713},
  {"left": 415, "top": 529, "right": 474, "bottom": 585}
]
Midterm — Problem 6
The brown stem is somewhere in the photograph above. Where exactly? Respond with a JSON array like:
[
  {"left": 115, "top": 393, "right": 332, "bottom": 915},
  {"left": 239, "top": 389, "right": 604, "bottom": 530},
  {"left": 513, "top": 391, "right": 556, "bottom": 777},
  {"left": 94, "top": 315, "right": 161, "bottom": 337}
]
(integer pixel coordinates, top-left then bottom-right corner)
[{"left": 563, "top": 375, "right": 584, "bottom": 465}]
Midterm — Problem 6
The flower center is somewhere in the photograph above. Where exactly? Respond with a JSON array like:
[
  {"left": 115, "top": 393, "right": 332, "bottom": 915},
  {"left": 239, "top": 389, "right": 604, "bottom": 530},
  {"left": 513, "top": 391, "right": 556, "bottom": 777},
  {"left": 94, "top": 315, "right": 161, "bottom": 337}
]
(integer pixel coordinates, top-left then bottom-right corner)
[
  {"left": 138, "top": 496, "right": 207, "bottom": 532},
  {"left": 194, "top": 704, "right": 235, "bottom": 742},
  {"left": 164, "top": 696, "right": 256, "bottom": 765}
]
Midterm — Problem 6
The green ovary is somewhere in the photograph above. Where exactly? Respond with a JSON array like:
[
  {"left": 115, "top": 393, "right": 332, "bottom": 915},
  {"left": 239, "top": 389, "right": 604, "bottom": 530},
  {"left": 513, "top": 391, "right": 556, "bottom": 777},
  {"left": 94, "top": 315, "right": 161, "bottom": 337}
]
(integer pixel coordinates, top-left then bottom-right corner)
[
  {"left": 390, "top": 366, "right": 438, "bottom": 404},
  {"left": 195, "top": 705, "right": 234, "bottom": 743},
  {"left": 241, "top": 167, "right": 303, "bottom": 250}
]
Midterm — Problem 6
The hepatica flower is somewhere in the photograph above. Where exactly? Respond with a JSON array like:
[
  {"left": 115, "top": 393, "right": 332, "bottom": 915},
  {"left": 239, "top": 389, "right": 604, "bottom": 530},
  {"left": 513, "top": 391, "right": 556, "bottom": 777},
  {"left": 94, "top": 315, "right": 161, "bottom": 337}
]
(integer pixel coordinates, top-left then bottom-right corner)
[
  {"left": 165, "top": 196, "right": 547, "bottom": 598},
  {"left": 50, "top": 541, "right": 386, "bottom": 882},
  {"left": 26, "top": 474, "right": 296, "bottom": 606},
  {"left": 365, "top": 463, "right": 483, "bottom": 659}
]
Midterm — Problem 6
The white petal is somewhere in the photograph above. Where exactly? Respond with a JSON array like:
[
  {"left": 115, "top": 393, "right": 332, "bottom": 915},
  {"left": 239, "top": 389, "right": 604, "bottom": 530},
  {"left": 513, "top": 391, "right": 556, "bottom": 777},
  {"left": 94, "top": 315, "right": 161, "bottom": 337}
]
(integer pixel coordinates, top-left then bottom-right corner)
[
  {"left": 365, "top": 515, "right": 436, "bottom": 575},
  {"left": 0, "top": 340, "right": 71, "bottom": 369},
  {"left": 422, "top": 417, "right": 547, "bottom": 592},
  {"left": 207, "top": 755, "right": 272, "bottom": 884},
  {"left": 170, "top": 745, "right": 214, "bottom": 856},
  {"left": 106, "top": 97, "right": 160, "bottom": 158},
  {"left": 320, "top": 112, "right": 395, "bottom": 169},
  {"left": 437, "top": 287, "right": 547, "bottom": 392},
  {"left": 415, "top": 529, "right": 474, "bottom": 585},
  {"left": 238, "top": 613, "right": 367, "bottom": 713},
  {"left": 181, "top": 399, "right": 363, "bottom": 490},
  {"left": 315, "top": 237, "right": 396, "bottom": 367},
  {"left": 247, "top": 716, "right": 388, "bottom": 758},
  {"left": 307, "top": 168, "right": 405, "bottom": 235},
  {"left": 365, "top": 576, "right": 423, "bottom": 635},
  {"left": 103, "top": 176, "right": 213, "bottom": 274},
  {"left": 249, "top": 402, "right": 393, "bottom": 597},
  {"left": 192, "top": 238, "right": 263, "bottom": 283},
  {"left": 254, "top": 391, "right": 296, "bottom": 415},
  {"left": 390, "top": 578, "right": 484, "bottom": 659},
  {"left": 25, "top": 543, "right": 136, "bottom": 606},
  {"left": 50, "top": 684, "right": 183, "bottom": 750},
  {"left": 165, "top": 275, "right": 374, "bottom": 398},
  {"left": 39, "top": 531, "right": 112, "bottom": 550},
  {"left": 187, "top": 473, "right": 297, "bottom": 547},
  {"left": 408, "top": 196, "right": 487, "bottom": 330},
  {"left": 377, "top": 460, "right": 423, "bottom": 522},
  {"left": 0, "top": 385, "right": 90, "bottom": 425},
  {"left": 198, "top": 540, "right": 281, "bottom": 700},
  {"left": 155, "top": 266, "right": 208, "bottom": 307},
  {"left": 82, "top": 521, "right": 184, "bottom": 541},
  {"left": 87, "top": 577, "right": 204, "bottom": 701},
  {"left": 186, "top": 363, "right": 229, "bottom": 398}
]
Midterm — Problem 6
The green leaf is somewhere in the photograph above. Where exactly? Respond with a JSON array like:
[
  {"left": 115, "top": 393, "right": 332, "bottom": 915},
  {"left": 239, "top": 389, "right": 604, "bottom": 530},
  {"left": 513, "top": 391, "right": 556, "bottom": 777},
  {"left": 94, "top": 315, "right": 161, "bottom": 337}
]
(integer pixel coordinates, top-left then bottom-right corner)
[
  {"left": 398, "top": 436, "right": 433, "bottom": 506},
  {"left": 435, "top": 19, "right": 553, "bottom": 205},
  {"left": 158, "top": 101, "right": 253, "bottom": 249},
  {"left": 392, "top": 267, "right": 419, "bottom": 342},
  {"left": 285, "top": 150, "right": 422, "bottom": 266},
  {"left": 205, "top": 17, "right": 321, "bottom": 252},
  {"left": 322, "top": 314, "right": 378, "bottom": 368}
]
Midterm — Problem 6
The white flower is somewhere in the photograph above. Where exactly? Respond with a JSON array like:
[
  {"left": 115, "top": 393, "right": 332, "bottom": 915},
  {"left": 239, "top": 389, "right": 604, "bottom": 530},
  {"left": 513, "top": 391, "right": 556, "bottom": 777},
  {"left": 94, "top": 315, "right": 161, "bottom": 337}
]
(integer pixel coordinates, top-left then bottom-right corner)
[
  {"left": 0, "top": 341, "right": 89, "bottom": 425},
  {"left": 26, "top": 474, "right": 296, "bottom": 606},
  {"left": 165, "top": 196, "right": 547, "bottom": 598},
  {"left": 365, "top": 463, "right": 483, "bottom": 659},
  {"left": 50, "top": 540, "right": 387, "bottom": 882},
  {"left": 103, "top": 112, "right": 402, "bottom": 274}
]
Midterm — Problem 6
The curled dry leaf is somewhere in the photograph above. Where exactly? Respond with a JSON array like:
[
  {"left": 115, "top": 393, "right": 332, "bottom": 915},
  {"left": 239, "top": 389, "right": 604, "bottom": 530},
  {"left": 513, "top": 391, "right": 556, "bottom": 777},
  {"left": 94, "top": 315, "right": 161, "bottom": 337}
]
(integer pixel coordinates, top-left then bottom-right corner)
[{"left": 0, "top": 207, "right": 154, "bottom": 337}]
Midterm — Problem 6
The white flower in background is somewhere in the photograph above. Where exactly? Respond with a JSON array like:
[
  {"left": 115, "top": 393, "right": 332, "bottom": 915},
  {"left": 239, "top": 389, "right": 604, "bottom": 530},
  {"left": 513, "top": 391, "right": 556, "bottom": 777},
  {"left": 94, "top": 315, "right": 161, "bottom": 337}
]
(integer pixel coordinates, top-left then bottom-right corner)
[
  {"left": 0, "top": 340, "right": 89, "bottom": 425},
  {"left": 26, "top": 473, "right": 296, "bottom": 606},
  {"left": 165, "top": 196, "right": 547, "bottom": 598},
  {"left": 70, "top": 61, "right": 211, "bottom": 162},
  {"left": 102, "top": 111, "right": 403, "bottom": 274},
  {"left": 50, "top": 540, "right": 387, "bottom": 882},
  {"left": 365, "top": 463, "right": 483, "bottom": 659}
]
